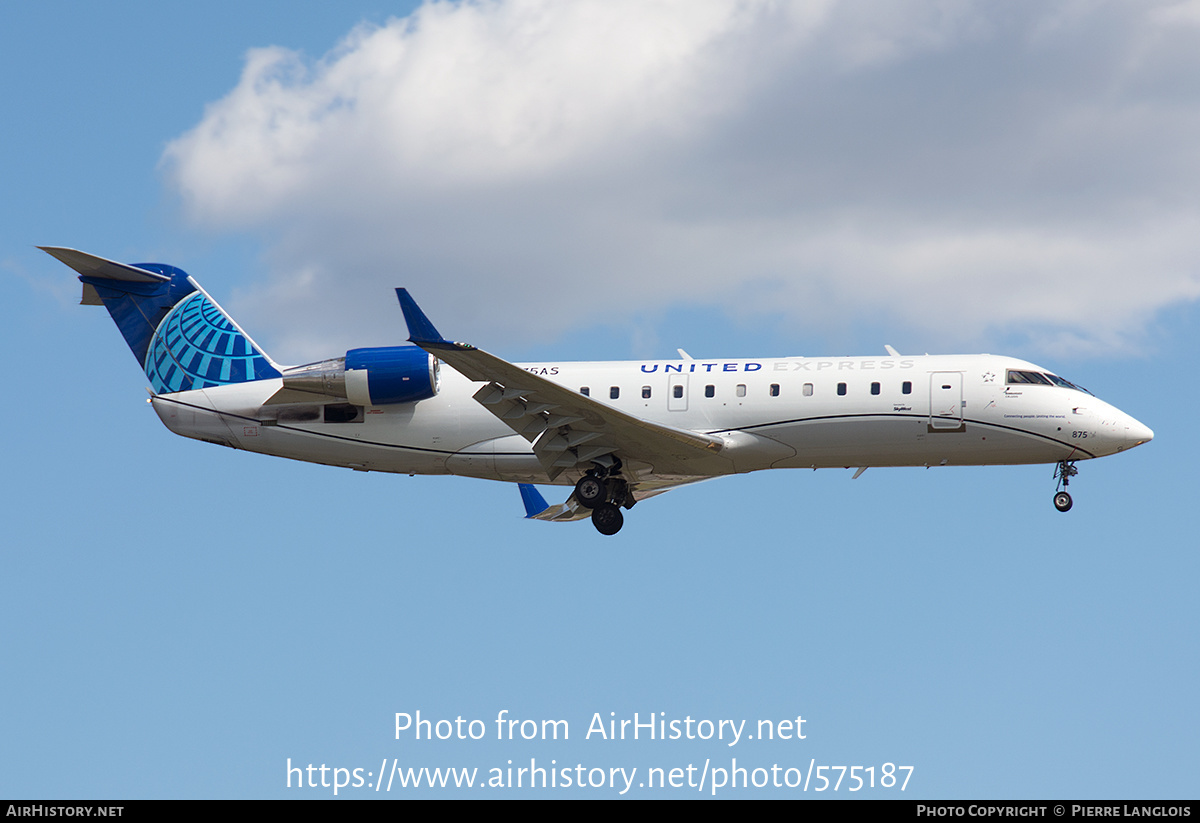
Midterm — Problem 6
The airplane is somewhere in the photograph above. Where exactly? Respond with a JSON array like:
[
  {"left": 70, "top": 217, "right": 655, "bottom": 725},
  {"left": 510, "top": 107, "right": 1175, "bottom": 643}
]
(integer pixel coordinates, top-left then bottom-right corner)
[{"left": 43, "top": 246, "right": 1154, "bottom": 536}]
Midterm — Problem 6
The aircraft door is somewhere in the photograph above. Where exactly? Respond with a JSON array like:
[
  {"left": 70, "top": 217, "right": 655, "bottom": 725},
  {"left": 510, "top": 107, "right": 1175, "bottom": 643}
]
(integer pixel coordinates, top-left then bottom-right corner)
[
  {"left": 929, "top": 372, "right": 965, "bottom": 431},
  {"left": 667, "top": 373, "right": 689, "bottom": 411}
]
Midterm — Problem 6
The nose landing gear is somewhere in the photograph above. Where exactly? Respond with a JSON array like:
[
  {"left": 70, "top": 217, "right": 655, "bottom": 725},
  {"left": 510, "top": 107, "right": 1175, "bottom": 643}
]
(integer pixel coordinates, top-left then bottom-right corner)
[
  {"left": 574, "top": 466, "right": 633, "bottom": 535},
  {"left": 1053, "top": 460, "right": 1078, "bottom": 512}
]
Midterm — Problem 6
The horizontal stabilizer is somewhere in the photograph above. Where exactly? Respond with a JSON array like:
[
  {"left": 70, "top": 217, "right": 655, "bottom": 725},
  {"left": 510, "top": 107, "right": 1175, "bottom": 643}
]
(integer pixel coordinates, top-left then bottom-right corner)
[{"left": 40, "top": 246, "right": 169, "bottom": 283}]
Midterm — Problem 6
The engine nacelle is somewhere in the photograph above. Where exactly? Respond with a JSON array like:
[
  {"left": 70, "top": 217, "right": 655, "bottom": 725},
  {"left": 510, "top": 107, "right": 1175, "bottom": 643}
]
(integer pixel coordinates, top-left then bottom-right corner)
[
  {"left": 345, "top": 346, "right": 439, "bottom": 405},
  {"left": 280, "top": 346, "right": 439, "bottom": 406}
]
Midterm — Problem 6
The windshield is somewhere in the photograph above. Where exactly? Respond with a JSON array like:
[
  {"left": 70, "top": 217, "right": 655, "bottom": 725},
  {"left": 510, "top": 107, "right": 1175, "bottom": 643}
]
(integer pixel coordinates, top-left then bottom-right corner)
[
  {"left": 1007, "top": 369, "right": 1092, "bottom": 396},
  {"left": 1045, "top": 373, "right": 1093, "bottom": 396}
]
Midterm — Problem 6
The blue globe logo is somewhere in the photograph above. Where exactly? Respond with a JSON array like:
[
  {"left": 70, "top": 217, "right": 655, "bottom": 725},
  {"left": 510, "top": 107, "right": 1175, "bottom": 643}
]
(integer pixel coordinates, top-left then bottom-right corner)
[{"left": 143, "top": 291, "right": 276, "bottom": 394}]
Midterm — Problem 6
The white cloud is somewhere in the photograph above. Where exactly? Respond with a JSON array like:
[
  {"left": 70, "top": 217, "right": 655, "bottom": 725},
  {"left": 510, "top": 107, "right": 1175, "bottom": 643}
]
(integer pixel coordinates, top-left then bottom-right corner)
[{"left": 163, "top": 0, "right": 1200, "bottom": 362}]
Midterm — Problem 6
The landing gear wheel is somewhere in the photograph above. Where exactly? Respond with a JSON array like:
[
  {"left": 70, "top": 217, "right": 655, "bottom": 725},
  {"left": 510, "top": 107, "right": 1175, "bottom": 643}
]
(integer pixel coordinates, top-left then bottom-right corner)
[
  {"left": 1054, "top": 491, "right": 1073, "bottom": 512},
  {"left": 591, "top": 503, "right": 624, "bottom": 535},
  {"left": 575, "top": 475, "right": 606, "bottom": 509}
]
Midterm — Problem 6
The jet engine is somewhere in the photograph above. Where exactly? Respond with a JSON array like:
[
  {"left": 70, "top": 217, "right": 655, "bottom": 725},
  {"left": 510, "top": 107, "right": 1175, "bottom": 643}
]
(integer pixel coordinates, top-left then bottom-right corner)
[{"left": 280, "top": 346, "right": 440, "bottom": 406}]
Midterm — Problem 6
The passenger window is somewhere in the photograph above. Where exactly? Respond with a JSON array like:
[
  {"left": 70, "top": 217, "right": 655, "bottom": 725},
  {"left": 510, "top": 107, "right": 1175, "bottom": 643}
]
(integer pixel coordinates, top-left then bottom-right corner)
[
  {"left": 642, "top": 386, "right": 651, "bottom": 399},
  {"left": 770, "top": 384, "right": 780, "bottom": 397},
  {"left": 705, "top": 385, "right": 715, "bottom": 398},
  {"left": 673, "top": 385, "right": 683, "bottom": 399},
  {"left": 736, "top": 384, "right": 746, "bottom": 398},
  {"left": 902, "top": 381, "right": 912, "bottom": 395},
  {"left": 610, "top": 386, "right": 620, "bottom": 399},
  {"left": 580, "top": 387, "right": 590, "bottom": 396},
  {"left": 837, "top": 382, "right": 847, "bottom": 396},
  {"left": 803, "top": 383, "right": 813, "bottom": 397},
  {"left": 871, "top": 382, "right": 880, "bottom": 395}
]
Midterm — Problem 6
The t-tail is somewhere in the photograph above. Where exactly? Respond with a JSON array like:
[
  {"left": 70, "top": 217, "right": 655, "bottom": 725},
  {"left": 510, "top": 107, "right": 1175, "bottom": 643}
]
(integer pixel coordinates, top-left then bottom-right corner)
[{"left": 41, "top": 247, "right": 281, "bottom": 393}]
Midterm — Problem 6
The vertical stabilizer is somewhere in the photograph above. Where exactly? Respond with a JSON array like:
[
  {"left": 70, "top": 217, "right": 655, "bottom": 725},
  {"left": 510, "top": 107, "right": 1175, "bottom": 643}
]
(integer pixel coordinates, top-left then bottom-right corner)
[{"left": 42, "top": 247, "right": 281, "bottom": 393}]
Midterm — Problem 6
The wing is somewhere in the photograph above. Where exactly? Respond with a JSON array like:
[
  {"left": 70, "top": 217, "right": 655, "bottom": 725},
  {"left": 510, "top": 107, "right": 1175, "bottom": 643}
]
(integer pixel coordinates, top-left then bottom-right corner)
[
  {"left": 518, "top": 478, "right": 712, "bottom": 522},
  {"left": 518, "top": 484, "right": 589, "bottom": 521},
  {"left": 396, "top": 289, "right": 732, "bottom": 482}
]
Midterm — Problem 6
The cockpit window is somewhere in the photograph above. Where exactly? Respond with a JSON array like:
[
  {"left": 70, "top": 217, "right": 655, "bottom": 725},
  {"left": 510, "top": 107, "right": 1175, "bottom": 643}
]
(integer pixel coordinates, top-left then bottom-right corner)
[
  {"left": 1006, "top": 370, "right": 1052, "bottom": 385},
  {"left": 1006, "top": 369, "right": 1092, "bottom": 395},
  {"left": 1046, "top": 374, "right": 1093, "bottom": 395}
]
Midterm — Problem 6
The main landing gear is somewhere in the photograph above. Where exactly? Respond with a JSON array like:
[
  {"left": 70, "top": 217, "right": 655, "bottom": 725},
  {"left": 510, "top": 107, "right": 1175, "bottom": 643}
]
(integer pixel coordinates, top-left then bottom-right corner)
[
  {"left": 1053, "top": 460, "right": 1079, "bottom": 512},
  {"left": 574, "top": 465, "right": 634, "bottom": 536}
]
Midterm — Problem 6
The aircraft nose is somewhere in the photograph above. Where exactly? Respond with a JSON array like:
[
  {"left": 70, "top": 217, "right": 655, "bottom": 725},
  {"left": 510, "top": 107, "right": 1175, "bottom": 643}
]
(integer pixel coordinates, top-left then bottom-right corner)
[
  {"left": 1127, "top": 418, "right": 1153, "bottom": 447},
  {"left": 1112, "top": 413, "right": 1153, "bottom": 452}
]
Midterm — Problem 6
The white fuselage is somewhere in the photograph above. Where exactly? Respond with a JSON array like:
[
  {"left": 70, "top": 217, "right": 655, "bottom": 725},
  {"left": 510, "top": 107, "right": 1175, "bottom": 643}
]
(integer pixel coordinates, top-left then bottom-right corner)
[{"left": 147, "top": 353, "right": 1152, "bottom": 488}]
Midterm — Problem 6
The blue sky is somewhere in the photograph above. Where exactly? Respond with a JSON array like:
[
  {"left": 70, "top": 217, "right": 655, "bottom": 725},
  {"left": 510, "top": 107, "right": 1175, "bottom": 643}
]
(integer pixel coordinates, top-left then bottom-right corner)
[{"left": 3, "top": 1, "right": 1198, "bottom": 799}]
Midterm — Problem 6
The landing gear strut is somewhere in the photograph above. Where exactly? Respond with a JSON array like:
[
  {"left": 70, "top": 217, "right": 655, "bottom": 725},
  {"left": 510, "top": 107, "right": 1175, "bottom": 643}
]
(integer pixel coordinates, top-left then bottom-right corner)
[
  {"left": 575, "top": 465, "right": 632, "bottom": 535},
  {"left": 1053, "top": 460, "right": 1078, "bottom": 512}
]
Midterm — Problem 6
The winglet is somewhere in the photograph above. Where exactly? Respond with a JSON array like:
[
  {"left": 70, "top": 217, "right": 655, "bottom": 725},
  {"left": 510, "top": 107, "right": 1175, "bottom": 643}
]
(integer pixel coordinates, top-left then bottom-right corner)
[
  {"left": 518, "top": 484, "right": 551, "bottom": 518},
  {"left": 395, "top": 288, "right": 450, "bottom": 345}
]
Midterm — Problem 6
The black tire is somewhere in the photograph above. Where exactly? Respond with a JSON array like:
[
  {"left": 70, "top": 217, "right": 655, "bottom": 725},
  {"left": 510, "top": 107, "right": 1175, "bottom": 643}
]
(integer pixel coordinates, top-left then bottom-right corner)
[
  {"left": 1054, "top": 491, "right": 1073, "bottom": 512},
  {"left": 591, "top": 503, "right": 624, "bottom": 535},
  {"left": 575, "top": 475, "right": 606, "bottom": 509}
]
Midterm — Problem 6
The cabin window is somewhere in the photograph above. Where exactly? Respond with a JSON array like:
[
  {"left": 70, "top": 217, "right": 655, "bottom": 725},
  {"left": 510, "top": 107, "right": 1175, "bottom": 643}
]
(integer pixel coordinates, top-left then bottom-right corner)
[
  {"left": 642, "top": 386, "right": 651, "bottom": 399},
  {"left": 871, "top": 382, "right": 881, "bottom": 395},
  {"left": 803, "top": 383, "right": 813, "bottom": 397},
  {"left": 770, "top": 383, "right": 780, "bottom": 397},
  {"left": 902, "top": 381, "right": 912, "bottom": 395},
  {"left": 580, "top": 387, "right": 589, "bottom": 396},
  {"left": 837, "top": 382, "right": 847, "bottom": 396},
  {"left": 610, "top": 386, "right": 620, "bottom": 399},
  {"left": 705, "top": 385, "right": 715, "bottom": 398},
  {"left": 736, "top": 384, "right": 746, "bottom": 398},
  {"left": 673, "top": 385, "right": 684, "bottom": 399}
]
